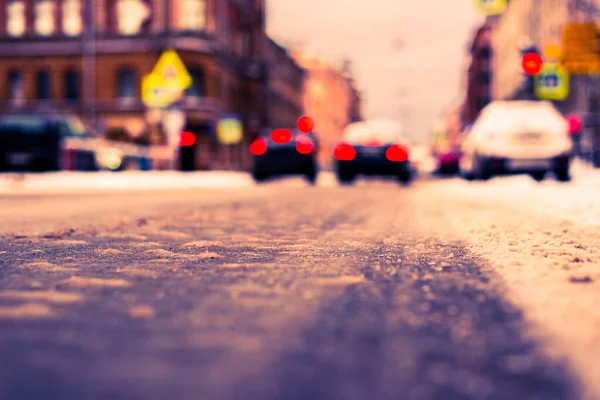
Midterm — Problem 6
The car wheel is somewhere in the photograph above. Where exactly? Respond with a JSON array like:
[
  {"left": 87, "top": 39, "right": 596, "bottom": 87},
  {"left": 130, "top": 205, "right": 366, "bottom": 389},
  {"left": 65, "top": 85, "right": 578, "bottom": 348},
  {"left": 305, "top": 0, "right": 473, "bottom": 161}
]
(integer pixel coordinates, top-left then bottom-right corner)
[
  {"left": 305, "top": 171, "right": 317, "bottom": 185},
  {"left": 474, "top": 155, "right": 491, "bottom": 180},
  {"left": 460, "top": 167, "right": 475, "bottom": 181},
  {"left": 554, "top": 167, "right": 571, "bottom": 182},
  {"left": 530, "top": 171, "right": 546, "bottom": 182},
  {"left": 337, "top": 173, "right": 355, "bottom": 185},
  {"left": 252, "top": 171, "right": 268, "bottom": 183},
  {"left": 397, "top": 170, "right": 412, "bottom": 185}
]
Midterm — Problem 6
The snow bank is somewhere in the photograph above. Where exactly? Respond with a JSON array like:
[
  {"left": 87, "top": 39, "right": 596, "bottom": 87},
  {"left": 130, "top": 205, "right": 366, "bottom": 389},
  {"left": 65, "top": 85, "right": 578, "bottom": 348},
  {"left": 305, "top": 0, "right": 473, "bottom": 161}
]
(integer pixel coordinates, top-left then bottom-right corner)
[
  {"left": 0, "top": 171, "right": 254, "bottom": 194},
  {"left": 404, "top": 162, "right": 600, "bottom": 400}
]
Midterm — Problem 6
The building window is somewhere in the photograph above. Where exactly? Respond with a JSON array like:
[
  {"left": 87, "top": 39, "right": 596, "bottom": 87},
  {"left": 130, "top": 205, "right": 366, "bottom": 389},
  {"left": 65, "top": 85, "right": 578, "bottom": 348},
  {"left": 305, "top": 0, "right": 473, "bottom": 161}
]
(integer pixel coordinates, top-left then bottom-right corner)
[
  {"left": 117, "top": 68, "right": 136, "bottom": 100},
  {"left": 36, "top": 70, "right": 52, "bottom": 100},
  {"left": 476, "top": 71, "right": 491, "bottom": 85},
  {"left": 116, "top": 0, "right": 151, "bottom": 35},
  {"left": 35, "top": 0, "right": 56, "bottom": 36},
  {"left": 186, "top": 68, "right": 206, "bottom": 97},
  {"left": 6, "top": 0, "right": 25, "bottom": 37},
  {"left": 64, "top": 70, "right": 79, "bottom": 101},
  {"left": 7, "top": 70, "right": 24, "bottom": 103},
  {"left": 178, "top": 0, "right": 206, "bottom": 30},
  {"left": 62, "top": 0, "right": 82, "bottom": 36}
]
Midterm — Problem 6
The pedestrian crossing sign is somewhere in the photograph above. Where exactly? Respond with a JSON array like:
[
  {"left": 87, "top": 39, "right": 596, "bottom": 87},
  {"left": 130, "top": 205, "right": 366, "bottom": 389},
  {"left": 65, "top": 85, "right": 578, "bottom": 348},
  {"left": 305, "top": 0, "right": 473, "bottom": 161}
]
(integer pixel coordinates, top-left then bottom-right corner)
[
  {"left": 141, "top": 73, "right": 184, "bottom": 108},
  {"left": 151, "top": 49, "right": 192, "bottom": 91},
  {"left": 163, "top": 65, "right": 177, "bottom": 79},
  {"left": 474, "top": 0, "right": 506, "bottom": 15},
  {"left": 534, "top": 63, "right": 569, "bottom": 101}
]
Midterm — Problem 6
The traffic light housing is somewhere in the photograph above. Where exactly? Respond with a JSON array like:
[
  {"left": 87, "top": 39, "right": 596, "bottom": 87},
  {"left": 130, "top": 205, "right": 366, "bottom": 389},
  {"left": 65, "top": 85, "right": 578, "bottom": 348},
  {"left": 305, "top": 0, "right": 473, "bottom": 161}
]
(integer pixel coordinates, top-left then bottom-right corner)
[{"left": 520, "top": 46, "right": 541, "bottom": 99}]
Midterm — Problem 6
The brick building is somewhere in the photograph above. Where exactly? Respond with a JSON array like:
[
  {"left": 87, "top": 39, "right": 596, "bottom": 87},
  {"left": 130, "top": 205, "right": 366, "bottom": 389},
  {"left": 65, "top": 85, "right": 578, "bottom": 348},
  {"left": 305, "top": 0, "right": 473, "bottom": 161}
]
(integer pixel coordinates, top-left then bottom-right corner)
[
  {"left": 0, "top": 0, "right": 304, "bottom": 170},
  {"left": 290, "top": 51, "right": 363, "bottom": 169}
]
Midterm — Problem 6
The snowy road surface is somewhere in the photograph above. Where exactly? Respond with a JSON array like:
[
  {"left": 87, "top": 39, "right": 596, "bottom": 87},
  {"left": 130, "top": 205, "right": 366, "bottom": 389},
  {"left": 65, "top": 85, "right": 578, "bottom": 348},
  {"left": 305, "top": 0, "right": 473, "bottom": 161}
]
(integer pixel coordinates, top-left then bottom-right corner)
[{"left": 1, "top": 166, "right": 600, "bottom": 399}]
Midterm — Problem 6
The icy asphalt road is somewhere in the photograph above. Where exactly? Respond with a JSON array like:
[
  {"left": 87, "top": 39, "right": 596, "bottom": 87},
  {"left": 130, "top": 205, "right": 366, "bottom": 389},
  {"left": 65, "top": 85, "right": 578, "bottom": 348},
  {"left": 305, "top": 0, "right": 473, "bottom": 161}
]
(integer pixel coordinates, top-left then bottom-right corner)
[{"left": 1, "top": 171, "right": 600, "bottom": 400}]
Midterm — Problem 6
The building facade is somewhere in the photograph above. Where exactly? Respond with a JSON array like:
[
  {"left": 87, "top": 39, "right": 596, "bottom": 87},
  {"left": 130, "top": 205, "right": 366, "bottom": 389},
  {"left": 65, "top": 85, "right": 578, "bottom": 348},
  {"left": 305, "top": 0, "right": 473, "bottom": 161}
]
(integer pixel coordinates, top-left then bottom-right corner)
[
  {"left": 491, "top": 0, "right": 533, "bottom": 101},
  {"left": 0, "top": 0, "right": 303, "bottom": 171},
  {"left": 291, "top": 51, "right": 363, "bottom": 169},
  {"left": 460, "top": 23, "right": 493, "bottom": 129},
  {"left": 264, "top": 38, "right": 305, "bottom": 129},
  {"left": 491, "top": 0, "right": 600, "bottom": 164}
]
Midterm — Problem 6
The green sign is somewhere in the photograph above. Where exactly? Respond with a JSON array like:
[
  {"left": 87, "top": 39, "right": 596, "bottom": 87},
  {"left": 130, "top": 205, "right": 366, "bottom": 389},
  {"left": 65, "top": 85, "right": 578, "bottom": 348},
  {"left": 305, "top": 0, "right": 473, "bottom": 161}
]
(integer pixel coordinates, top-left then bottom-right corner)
[{"left": 534, "top": 63, "right": 569, "bottom": 100}]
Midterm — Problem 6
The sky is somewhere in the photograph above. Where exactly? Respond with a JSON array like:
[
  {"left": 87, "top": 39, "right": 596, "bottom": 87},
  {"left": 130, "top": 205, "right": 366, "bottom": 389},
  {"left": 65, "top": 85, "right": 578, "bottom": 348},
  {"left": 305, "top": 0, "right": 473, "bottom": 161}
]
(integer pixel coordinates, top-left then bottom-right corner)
[{"left": 266, "top": 0, "right": 483, "bottom": 143}]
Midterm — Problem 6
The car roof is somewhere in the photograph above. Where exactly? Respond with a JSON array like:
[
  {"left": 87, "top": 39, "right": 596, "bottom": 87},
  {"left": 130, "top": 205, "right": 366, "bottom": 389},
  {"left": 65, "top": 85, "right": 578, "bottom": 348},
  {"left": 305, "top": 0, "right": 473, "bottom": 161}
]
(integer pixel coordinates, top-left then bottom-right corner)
[
  {"left": 473, "top": 101, "right": 567, "bottom": 135},
  {"left": 343, "top": 119, "right": 407, "bottom": 142}
]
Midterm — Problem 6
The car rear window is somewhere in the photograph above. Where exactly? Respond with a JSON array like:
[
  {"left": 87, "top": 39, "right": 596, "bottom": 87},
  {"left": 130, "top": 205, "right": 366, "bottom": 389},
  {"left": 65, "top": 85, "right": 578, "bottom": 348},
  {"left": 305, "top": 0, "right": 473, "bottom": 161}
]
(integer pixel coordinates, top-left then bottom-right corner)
[
  {"left": 474, "top": 102, "right": 568, "bottom": 138},
  {"left": 343, "top": 121, "right": 406, "bottom": 144},
  {"left": 263, "top": 129, "right": 315, "bottom": 146}
]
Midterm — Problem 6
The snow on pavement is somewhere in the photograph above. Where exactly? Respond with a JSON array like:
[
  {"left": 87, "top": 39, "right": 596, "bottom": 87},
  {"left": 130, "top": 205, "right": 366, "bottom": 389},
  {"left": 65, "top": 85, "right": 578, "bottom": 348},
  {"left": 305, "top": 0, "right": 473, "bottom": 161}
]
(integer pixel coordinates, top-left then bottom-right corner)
[
  {"left": 3, "top": 162, "right": 600, "bottom": 397},
  {"left": 0, "top": 171, "right": 255, "bottom": 194},
  {"left": 407, "top": 160, "right": 600, "bottom": 400}
]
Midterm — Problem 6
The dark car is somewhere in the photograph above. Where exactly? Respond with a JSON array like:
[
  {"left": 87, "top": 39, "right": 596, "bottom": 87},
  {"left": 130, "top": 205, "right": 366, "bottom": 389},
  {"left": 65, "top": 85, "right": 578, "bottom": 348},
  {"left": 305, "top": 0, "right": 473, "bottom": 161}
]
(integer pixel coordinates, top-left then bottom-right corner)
[
  {"left": 249, "top": 128, "right": 319, "bottom": 184},
  {"left": 333, "top": 120, "right": 412, "bottom": 185},
  {"left": 0, "top": 113, "right": 99, "bottom": 172}
]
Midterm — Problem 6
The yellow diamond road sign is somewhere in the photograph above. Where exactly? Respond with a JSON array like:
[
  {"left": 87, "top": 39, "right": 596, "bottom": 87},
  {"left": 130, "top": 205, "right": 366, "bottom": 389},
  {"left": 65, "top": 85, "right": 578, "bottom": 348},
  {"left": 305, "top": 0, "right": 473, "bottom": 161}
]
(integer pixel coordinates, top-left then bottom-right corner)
[
  {"left": 534, "top": 63, "right": 569, "bottom": 101},
  {"left": 474, "top": 0, "right": 506, "bottom": 16},
  {"left": 151, "top": 49, "right": 192, "bottom": 90},
  {"left": 142, "top": 73, "right": 184, "bottom": 108}
]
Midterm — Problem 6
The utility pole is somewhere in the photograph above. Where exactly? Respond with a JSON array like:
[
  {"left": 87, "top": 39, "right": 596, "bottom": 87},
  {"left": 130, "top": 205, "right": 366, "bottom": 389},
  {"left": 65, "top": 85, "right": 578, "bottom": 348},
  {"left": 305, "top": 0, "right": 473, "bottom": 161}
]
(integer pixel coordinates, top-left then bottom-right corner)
[{"left": 83, "top": 0, "right": 96, "bottom": 133}]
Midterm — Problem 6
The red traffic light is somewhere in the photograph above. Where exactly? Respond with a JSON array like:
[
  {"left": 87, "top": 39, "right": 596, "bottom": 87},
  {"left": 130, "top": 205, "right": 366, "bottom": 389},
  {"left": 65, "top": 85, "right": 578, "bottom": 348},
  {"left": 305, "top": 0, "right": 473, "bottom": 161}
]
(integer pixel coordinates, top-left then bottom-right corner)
[
  {"left": 297, "top": 115, "right": 314, "bottom": 133},
  {"left": 522, "top": 52, "right": 543, "bottom": 75}
]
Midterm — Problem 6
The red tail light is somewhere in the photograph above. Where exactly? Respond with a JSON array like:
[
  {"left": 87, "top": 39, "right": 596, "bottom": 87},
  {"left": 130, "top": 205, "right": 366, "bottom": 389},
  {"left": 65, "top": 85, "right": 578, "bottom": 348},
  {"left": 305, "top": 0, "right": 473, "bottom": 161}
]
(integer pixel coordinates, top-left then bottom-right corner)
[
  {"left": 296, "top": 134, "right": 314, "bottom": 154},
  {"left": 250, "top": 138, "right": 267, "bottom": 156},
  {"left": 567, "top": 115, "right": 582, "bottom": 135},
  {"left": 386, "top": 144, "right": 409, "bottom": 162},
  {"left": 271, "top": 128, "right": 293, "bottom": 144},
  {"left": 297, "top": 115, "right": 315, "bottom": 133},
  {"left": 180, "top": 131, "right": 196, "bottom": 147},
  {"left": 334, "top": 142, "right": 356, "bottom": 161}
]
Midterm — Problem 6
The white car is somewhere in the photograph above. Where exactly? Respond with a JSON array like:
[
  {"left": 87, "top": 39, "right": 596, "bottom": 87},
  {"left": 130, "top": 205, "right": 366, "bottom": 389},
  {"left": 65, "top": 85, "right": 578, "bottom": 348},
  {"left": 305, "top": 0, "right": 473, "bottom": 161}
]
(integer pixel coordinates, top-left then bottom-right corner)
[{"left": 459, "top": 100, "right": 573, "bottom": 182}]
